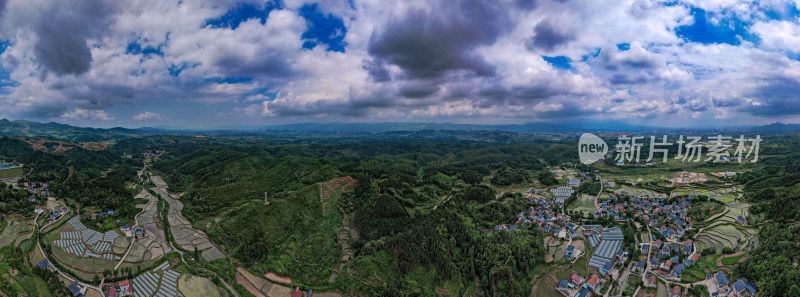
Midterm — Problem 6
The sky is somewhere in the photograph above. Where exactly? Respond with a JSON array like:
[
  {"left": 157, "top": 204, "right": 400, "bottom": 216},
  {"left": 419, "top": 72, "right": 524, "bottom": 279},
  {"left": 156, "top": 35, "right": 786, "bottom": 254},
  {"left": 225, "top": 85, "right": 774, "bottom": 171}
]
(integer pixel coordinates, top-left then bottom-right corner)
[{"left": 1, "top": 0, "right": 800, "bottom": 129}]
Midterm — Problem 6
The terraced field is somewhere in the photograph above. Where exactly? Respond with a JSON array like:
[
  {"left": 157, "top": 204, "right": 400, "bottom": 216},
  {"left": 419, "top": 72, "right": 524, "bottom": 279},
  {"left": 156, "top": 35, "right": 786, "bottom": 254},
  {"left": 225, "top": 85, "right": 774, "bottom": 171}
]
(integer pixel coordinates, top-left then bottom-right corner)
[
  {"left": 708, "top": 187, "right": 740, "bottom": 203},
  {"left": 696, "top": 223, "right": 755, "bottom": 252}
]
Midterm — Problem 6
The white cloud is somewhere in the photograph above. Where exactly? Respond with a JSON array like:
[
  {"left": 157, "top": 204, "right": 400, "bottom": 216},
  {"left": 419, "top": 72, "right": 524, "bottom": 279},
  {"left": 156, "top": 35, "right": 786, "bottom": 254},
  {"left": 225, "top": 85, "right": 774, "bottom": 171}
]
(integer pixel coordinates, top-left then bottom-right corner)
[
  {"left": 0, "top": 0, "right": 798, "bottom": 127},
  {"left": 132, "top": 111, "right": 163, "bottom": 120},
  {"left": 61, "top": 108, "right": 114, "bottom": 121}
]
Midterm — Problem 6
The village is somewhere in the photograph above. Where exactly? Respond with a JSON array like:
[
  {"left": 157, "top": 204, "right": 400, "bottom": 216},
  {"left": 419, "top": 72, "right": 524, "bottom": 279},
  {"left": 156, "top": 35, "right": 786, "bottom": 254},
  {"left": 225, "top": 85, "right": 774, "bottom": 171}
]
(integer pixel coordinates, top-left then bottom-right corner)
[{"left": 493, "top": 166, "right": 760, "bottom": 297}]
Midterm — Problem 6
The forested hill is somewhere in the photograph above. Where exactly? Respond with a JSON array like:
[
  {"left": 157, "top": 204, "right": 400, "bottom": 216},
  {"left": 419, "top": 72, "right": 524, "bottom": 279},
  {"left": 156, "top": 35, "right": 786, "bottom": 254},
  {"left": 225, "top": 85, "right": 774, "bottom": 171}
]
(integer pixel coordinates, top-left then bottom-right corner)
[{"left": 0, "top": 136, "right": 141, "bottom": 218}]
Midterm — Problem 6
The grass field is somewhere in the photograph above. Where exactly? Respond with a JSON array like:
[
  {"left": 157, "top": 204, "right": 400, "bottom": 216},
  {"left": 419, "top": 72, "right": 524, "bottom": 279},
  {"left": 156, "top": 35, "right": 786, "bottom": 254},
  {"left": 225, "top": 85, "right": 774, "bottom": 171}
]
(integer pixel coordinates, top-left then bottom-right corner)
[
  {"left": 682, "top": 254, "right": 721, "bottom": 283},
  {"left": 533, "top": 273, "right": 560, "bottom": 297},
  {"left": 0, "top": 166, "right": 23, "bottom": 178},
  {"left": 721, "top": 253, "right": 746, "bottom": 265},
  {"left": 179, "top": 274, "right": 223, "bottom": 297},
  {"left": 567, "top": 194, "right": 598, "bottom": 215}
]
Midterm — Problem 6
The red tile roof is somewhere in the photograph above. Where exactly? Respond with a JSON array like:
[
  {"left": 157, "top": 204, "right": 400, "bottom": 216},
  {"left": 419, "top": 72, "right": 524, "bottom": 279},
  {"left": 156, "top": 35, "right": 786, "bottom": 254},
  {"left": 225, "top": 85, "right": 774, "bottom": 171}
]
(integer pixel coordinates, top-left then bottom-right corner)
[{"left": 587, "top": 274, "right": 599, "bottom": 286}]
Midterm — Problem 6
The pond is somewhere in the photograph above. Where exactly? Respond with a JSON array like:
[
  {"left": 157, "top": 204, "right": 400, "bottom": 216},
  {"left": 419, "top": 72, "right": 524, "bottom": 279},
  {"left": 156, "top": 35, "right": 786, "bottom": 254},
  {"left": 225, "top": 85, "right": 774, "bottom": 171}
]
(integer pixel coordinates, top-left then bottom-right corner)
[{"left": 0, "top": 163, "right": 16, "bottom": 170}]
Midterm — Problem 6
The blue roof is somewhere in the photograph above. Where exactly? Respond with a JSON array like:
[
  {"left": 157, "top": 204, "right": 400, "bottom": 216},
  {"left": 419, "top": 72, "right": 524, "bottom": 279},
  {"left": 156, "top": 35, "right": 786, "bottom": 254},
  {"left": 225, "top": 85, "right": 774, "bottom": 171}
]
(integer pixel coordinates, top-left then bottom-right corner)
[
  {"left": 122, "top": 224, "right": 130, "bottom": 228},
  {"left": 733, "top": 278, "right": 757, "bottom": 294},
  {"left": 671, "top": 255, "right": 679, "bottom": 263},
  {"left": 558, "top": 279, "right": 569, "bottom": 288},
  {"left": 603, "top": 262, "right": 613, "bottom": 270},
  {"left": 674, "top": 264, "right": 686, "bottom": 275},
  {"left": 715, "top": 271, "right": 730, "bottom": 287},
  {"left": 636, "top": 260, "right": 645, "bottom": 268},
  {"left": 577, "top": 288, "right": 591, "bottom": 297},
  {"left": 566, "top": 245, "right": 575, "bottom": 251},
  {"left": 650, "top": 257, "right": 659, "bottom": 265},
  {"left": 69, "top": 281, "right": 80, "bottom": 295},
  {"left": 38, "top": 260, "right": 48, "bottom": 269}
]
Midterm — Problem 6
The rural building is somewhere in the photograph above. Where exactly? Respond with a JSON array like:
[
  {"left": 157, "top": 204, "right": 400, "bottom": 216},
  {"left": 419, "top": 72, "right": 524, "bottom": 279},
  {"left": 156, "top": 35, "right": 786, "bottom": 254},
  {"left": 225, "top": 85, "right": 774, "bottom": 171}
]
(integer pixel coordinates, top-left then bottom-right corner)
[
  {"left": 118, "top": 279, "right": 132, "bottom": 296},
  {"left": 585, "top": 274, "right": 599, "bottom": 290},
  {"left": 576, "top": 288, "right": 593, "bottom": 297},
  {"left": 732, "top": 278, "right": 758, "bottom": 297},
  {"left": 715, "top": 271, "right": 731, "bottom": 295},
  {"left": 672, "top": 285, "right": 682, "bottom": 297},
  {"left": 737, "top": 215, "right": 748, "bottom": 225},
  {"left": 646, "top": 274, "right": 657, "bottom": 287},
  {"left": 68, "top": 281, "right": 83, "bottom": 297}
]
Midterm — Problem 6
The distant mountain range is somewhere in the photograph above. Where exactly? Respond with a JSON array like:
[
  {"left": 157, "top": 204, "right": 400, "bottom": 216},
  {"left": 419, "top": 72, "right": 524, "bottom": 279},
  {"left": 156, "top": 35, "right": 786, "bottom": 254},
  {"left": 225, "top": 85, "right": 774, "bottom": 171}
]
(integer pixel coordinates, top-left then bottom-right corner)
[{"left": 1, "top": 119, "right": 798, "bottom": 142}]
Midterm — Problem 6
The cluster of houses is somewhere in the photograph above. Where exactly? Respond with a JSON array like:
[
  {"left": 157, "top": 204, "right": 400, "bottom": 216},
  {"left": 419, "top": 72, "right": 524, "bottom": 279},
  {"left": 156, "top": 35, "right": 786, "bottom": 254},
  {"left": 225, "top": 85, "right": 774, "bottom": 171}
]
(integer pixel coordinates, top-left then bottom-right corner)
[
  {"left": 119, "top": 224, "right": 146, "bottom": 238},
  {"left": 556, "top": 272, "right": 602, "bottom": 297},
  {"left": 595, "top": 192, "right": 694, "bottom": 242},
  {"left": 491, "top": 202, "right": 577, "bottom": 239},
  {"left": 638, "top": 239, "right": 698, "bottom": 279},
  {"left": 143, "top": 150, "right": 166, "bottom": 159},
  {"left": 48, "top": 206, "right": 70, "bottom": 222},
  {"left": 90, "top": 209, "right": 116, "bottom": 220},
  {"left": 493, "top": 172, "right": 596, "bottom": 235},
  {"left": 21, "top": 180, "right": 52, "bottom": 203}
]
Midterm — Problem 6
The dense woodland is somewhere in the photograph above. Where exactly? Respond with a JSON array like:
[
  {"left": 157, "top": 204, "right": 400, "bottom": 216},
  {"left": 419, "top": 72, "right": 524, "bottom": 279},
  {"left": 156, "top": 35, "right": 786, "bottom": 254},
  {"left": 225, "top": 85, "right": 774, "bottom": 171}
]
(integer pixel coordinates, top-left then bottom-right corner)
[{"left": 4, "top": 130, "right": 800, "bottom": 296}]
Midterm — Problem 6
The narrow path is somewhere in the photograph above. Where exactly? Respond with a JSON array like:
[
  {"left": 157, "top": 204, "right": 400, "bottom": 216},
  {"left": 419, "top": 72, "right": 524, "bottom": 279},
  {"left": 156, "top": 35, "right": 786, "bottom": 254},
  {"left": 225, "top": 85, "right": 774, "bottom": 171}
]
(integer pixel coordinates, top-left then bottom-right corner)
[{"left": 114, "top": 165, "right": 152, "bottom": 270}]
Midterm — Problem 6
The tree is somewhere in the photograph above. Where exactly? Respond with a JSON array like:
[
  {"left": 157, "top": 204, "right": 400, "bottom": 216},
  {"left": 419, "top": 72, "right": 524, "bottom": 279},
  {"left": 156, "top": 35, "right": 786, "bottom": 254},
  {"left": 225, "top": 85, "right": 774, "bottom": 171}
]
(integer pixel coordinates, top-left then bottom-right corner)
[
  {"left": 537, "top": 171, "right": 558, "bottom": 186},
  {"left": 461, "top": 170, "right": 484, "bottom": 185},
  {"left": 93, "top": 274, "right": 101, "bottom": 283}
]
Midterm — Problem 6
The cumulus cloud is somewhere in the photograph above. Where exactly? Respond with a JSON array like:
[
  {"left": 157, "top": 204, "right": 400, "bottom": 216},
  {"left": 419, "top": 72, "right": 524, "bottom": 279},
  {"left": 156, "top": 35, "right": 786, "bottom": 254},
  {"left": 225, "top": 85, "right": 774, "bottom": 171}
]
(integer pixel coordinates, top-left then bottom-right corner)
[
  {"left": 0, "top": 0, "right": 798, "bottom": 127},
  {"left": 132, "top": 111, "right": 163, "bottom": 120},
  {"left": 61, "top": 108, "right": 114, "bottom": 121}
]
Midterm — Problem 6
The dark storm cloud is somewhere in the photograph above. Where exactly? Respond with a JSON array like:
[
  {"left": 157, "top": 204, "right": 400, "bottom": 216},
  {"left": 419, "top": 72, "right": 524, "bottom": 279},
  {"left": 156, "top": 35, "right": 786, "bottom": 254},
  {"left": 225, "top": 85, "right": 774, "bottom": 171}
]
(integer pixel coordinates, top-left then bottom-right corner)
[
  {"left": 367, "top": 0, "right": 513, "bottom": 80},
  {"left": 525, "top": 19, "right": 575, "bottom": 51},
  {"left": 362, "top": 59, "right": 391, "bottom": 82},
  {"left": 0, "top": 0, "right": 7, "bottom": 16},
  {"left": 741, "top": 76, "right": 800, "bottom": 116},
  {"left": 214, "top": 51, "right": 296, "bottom": 79},
  {"left": 34, "top": 0, "right": 114, "bottom": 75},
  {"left": 535, "top": 102, "right": 590, "bottom": 119},
  {"left": 398, "top": 80, "right": 440, "bottom": 98}
]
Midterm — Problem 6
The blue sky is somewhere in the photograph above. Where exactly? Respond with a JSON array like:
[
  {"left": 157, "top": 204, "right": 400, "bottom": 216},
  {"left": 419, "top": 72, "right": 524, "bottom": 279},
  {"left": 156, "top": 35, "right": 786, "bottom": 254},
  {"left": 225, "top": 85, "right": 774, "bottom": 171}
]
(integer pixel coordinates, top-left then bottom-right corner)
[{"left": 1, "top": 0, "right": 800, "bottom": 128}]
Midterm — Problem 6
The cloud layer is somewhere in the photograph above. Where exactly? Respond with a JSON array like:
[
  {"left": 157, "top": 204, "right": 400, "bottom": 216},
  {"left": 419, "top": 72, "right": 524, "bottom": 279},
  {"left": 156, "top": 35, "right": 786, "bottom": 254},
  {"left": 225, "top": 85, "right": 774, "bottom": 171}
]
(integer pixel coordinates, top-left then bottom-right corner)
[{"left": 1, "top": 0, "right": 800, "bottom": 128}]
